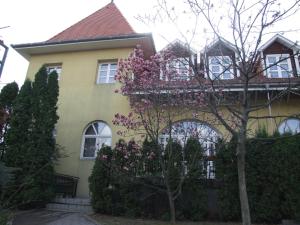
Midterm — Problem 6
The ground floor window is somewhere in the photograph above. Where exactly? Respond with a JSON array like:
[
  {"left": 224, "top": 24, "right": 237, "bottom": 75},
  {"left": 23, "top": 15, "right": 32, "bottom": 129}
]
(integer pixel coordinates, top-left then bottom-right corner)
[
  {"left": 81, "top": 121, "right": 112, "bottom": 159},
  {"left": 159, "top": 120, "right": 219, "bottom": 179},
  {"left": 278, "top": 118, "right": 300, "bottom": 134}
]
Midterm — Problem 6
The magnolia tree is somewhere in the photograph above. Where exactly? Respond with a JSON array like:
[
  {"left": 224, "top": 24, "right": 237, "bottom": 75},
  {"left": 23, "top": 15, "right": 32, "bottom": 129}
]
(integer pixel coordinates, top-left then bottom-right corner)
[
  {"left": 113, "top": 45, "right": 209, "bottom": 223},
  {"left": 139, "top": 0, "right": 300, "bottom": 224}
]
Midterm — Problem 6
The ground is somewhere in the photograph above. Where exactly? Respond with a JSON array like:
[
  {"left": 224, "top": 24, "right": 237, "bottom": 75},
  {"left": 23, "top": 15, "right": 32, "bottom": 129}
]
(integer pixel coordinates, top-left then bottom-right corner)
[
  {"left": 91, "top": 214, "right": 275, "bottom": 225},
  {"left": 12, "top": 210, "right": 97, "bottom": 225}
]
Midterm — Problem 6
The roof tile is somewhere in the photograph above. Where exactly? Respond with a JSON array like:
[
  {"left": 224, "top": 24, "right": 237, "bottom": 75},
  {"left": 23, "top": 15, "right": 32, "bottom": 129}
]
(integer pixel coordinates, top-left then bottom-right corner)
[{"left": 47, "top": 2, "right": 135, "bottom": 42}]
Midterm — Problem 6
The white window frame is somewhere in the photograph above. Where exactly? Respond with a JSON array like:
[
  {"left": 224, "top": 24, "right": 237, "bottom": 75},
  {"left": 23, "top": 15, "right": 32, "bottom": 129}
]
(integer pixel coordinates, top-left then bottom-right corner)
[
  {"left": 163, "top": 57, "right": 191, "bottom": 81},
  {"left": 208, "top": 56, "right": 234, "bottom": 80},
  {"left": 265, "top": 54, "right": 293, "bottom": 78},
  {"left": 159, "top": 120, "right": 219, "bottom": 179},
  {"left": 46, "top": 64, "right": 62, "bottom": 80},
  {"left": 97, "top": 62, "right": 118, "bottom": 84},
  {"left": 80, "top": 121, "right": 112, "bottom": 159}
]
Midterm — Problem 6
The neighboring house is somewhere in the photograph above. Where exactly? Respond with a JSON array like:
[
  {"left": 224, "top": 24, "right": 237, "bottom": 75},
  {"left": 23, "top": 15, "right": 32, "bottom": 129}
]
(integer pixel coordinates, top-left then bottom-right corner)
[{"left": 12, "top": 2, "right": 300, "bottom": 197}]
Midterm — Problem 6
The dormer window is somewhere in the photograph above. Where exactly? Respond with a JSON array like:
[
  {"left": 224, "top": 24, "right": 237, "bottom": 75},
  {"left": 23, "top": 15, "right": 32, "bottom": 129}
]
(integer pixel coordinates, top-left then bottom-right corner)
[
  {"left": 167, "top": 57, "right": 190, "bottom": 81},
  {"left": 208, "top": 56, "right": 234, "bottom": 80},
  {"left": 265, "top": 54, "right": 292, "bottom": 78}
]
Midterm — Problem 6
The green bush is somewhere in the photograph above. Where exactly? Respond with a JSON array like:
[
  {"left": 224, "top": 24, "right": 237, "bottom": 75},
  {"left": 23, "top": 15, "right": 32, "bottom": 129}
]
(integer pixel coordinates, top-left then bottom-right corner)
[
  {"left": 215, "top": 130, "right": 300, "bottom": 223},
  {"left": 89, "top": 138, "right": 208, "bottom": 221}
]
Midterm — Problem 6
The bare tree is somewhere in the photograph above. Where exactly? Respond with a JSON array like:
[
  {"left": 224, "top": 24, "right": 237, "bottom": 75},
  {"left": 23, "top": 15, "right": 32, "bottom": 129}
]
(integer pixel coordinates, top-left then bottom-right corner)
[{"left": 137, "top": 0, "right": 300, "bottom": 224}]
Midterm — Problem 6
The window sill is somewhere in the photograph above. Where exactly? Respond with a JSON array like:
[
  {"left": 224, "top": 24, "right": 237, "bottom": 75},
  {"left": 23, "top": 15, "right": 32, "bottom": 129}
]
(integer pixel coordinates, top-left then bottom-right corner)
[{"left": 80, "top": 156, "right": 96, "bottom": 160}]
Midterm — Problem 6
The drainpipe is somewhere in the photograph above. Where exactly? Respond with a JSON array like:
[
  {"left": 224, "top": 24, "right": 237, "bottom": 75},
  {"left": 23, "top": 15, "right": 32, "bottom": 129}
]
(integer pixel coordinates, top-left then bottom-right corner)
[{"left": 265, "top": 84, "right": 273, "bottom": 130}]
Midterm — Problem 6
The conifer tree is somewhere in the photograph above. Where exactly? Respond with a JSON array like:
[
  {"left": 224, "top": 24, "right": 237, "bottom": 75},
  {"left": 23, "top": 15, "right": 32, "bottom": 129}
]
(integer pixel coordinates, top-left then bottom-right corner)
[
  {"left": 0, "top": 82, "right": 19, "bottom": 160},
  {"left": 4, "top": 66, "right": 59, "bottom": 205},
  {"left": 5, "top": 80, "right": 32, "bottom": 168}
]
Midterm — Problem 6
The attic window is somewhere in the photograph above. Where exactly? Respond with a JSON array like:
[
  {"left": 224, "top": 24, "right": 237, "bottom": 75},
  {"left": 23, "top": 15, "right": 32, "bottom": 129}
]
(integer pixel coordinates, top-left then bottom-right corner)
[
  {"left": 208, "top": 56, "right": 234, "bottom": 80},
  {"left": 164, "top": 57, "right": 191, "bottom": 81},
  {"left": 97, "top": 62, "right": 117, "bottom": 84},
  {"left": 265, "top": 54, "right": 292, "bottom": 78}
]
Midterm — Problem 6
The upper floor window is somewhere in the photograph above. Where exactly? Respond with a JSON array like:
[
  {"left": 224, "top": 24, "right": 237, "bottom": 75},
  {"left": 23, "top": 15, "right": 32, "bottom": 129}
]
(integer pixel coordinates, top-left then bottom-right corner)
[
  {"left": 265, "top": 54, "right": 292, "bottom": 78},
  {"left": 208, "top": 56, "right": 234, "bottom": 80},
  {"left": 168, "top": 58, "right": 190, "bottom": 81},
  {"left": 46, "top": 64, "right": 62, "bottom": 79},
  {"left": 97, "top": 62, "right": 117, "bottom": 84},
  {"left": 81, "top": 121, "right": 112, "bottom": 159},
  {"left": 278, "top": 118, "right": 300, "bottom": 134}
]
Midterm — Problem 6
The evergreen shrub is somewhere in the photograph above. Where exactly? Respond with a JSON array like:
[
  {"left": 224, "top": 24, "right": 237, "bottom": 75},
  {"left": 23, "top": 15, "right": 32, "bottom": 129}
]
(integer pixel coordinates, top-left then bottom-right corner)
[
  {"left": 215, "top": 129, "right": 300, "bottom": 223},
  {"left": 89, "top": 138, "right": 208, "bottom": 221}
]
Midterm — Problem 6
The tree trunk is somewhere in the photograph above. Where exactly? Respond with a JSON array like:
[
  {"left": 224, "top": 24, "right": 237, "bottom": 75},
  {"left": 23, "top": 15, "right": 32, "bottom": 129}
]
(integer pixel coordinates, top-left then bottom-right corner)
[
  {"left": 166, "top": 188, "right": 176, "bottom": 224},
  {"left": 237, "top": 134, "right": 251, "bottom": 225}
]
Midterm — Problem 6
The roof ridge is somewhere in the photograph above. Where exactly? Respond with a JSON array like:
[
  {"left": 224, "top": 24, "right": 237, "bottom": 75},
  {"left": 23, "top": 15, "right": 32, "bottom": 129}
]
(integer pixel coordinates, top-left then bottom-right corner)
[{"left": 47, "top": 2, "right": 136, "bottom": 43}]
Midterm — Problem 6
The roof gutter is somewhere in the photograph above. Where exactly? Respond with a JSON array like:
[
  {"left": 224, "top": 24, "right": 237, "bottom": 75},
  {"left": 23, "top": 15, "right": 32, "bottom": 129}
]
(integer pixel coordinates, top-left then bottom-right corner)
[{"left": 12, "top": 33, "right": 156, "bottom": 60}]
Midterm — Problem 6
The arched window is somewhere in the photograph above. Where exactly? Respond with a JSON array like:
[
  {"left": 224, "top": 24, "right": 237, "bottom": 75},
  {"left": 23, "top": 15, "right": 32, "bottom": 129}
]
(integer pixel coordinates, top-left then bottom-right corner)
[
  {"left": 160, "top": 120, "right": 219, "bottom": 156},
  {"left": 159, "top": 120, "right": 220, "bottom": 179},
  {"left": 81, "top": 121, "right": 112, "bottom": 159},
  {"left": 278, "top": 118, "right": 300, "bottom": 135}
]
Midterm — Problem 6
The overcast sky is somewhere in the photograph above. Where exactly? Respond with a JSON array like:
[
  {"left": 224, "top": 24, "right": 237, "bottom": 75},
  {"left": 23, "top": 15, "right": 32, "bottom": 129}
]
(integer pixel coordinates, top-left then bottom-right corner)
[{"left": 1, "top": 0, "right": 300, "bottom": 87}]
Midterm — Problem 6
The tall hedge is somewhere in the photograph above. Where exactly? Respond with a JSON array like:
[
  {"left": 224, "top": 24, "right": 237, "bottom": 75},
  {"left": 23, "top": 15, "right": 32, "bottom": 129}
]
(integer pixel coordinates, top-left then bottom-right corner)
[
  {"left": 4, "top": 67, "right": 59, "bottom": 207},
  {"left": 215, "top": 130, "right": 300, "bottom": 223},
  {"left": 89, "top": 138, "right": 207, "bottom": 220}
]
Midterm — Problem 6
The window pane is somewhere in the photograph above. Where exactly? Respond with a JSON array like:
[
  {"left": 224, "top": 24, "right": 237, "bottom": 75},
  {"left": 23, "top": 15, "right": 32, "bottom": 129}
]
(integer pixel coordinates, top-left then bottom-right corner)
[
  {"left": 223, "top": 72, "right": 231, "bottom": 79},
  {"left": 108, "top": 77, "right": 115, "bottom": 83},
  {"left": 222, "top": 57, "right": 230, "bottom": 65},
  {"left": 100, "top": 71, "right": 107, "bottom": 78},
  {"left": 267, "top": 56, "right": 276, "bottom": 64},
  {"left": 100, "top": 125, "right": 112, "bottom": 136},
  {"left": 212, "top": 66, "right": 220, "bottom": 72},
  {"left": 99, "top": 77, "right": 107, "bottom": 83},
  {"left": 281, "top": 71, "right": 289, "bottom": 78},
  {"left": 270, "top": 72, "right": 278, "bottom": 78},
  {"left": 83, "top": 138, "right": 96, "bottom": 157},
  {"left": 110, "top": 64, "right": 117, "bottom": 70},
  {"left": 278, "top": 119, "right": 300, "bottom": 134},
  {"left": 280, "top": 64, "right": 288, "bottom": 71},
  {"left": 85, "top": 125, "right": 96, "bottom": 135},
  {"left": 212, "top": 73, "right": 219, "bottom": 79},
  {"left": 270, "top": 65, "right": 278, "bottom": 71},
  {"left": 100, "top": 138, "right": 112, "bottom": 147},
  {"left": 100, "top": 64, "right": 108, "bottom": 70},
  {"left": 279, "top": 57, "right": 287, "bottom": 63},
  {"left": 211, "top": 57, "right": 219, "bottom": 64}
]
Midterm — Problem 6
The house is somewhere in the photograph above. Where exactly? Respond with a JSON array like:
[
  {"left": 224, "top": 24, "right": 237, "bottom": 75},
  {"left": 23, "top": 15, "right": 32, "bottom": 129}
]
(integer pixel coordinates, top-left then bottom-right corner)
[{"left": 12, "top": 2, "right": 300, "bottom": 197}]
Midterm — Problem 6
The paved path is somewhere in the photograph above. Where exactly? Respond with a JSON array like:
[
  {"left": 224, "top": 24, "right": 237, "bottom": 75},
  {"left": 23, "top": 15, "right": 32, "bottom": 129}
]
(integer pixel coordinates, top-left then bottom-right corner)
[{"left": 13, "top": 209, "right": 98, "bottom": 225}]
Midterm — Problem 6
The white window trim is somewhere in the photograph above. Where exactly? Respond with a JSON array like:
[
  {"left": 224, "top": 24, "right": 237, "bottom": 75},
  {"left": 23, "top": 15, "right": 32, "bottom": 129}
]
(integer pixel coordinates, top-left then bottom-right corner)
[
  {"left": 265, "top": 54, "right": 293, "bottom": 78},
  {"left": 97, "top": 62, "right": 118, "bottom": 84},
  {"left": 159, "top": 120, "right": 220, "bottom": 179},
  {"left": 80, "top": 122, "right": 112, "bottom": 160},
  {"left": 208, "top": 56, "right": 234, "bottom": 80},
  {"left": 163, "top": 57, "right": 191, "bottom": 81},
  {"left": 293, "top": 50, "right": 300, "bottom": 75},
  {"left": 46, "top": 64, "right": 62, "bottom": 80}
]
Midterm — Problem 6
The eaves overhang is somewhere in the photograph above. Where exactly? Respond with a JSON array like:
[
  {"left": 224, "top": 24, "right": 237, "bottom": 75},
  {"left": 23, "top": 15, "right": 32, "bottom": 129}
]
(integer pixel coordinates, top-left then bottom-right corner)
[{"left": 12, "top": 33, "right": 156, "bottom": 60}]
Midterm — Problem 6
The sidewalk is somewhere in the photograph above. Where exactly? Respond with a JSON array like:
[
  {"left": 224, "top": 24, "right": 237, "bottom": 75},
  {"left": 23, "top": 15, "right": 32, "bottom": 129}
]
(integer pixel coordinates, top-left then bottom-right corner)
[{"left": 12, "top": 209, "right": 98, "bottom": 225}]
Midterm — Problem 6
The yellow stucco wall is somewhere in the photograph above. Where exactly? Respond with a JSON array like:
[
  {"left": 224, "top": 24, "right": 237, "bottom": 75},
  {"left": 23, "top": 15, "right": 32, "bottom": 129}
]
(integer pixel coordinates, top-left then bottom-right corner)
[
  {"left": 26, "top": 48, "right": 133, "bottom": 197},
  {"left": 25, "top": 47, "right": 300, "bottom": 197}
]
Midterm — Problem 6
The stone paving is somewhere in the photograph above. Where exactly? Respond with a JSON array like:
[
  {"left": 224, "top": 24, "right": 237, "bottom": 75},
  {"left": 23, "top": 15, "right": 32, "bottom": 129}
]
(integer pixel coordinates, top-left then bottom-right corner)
[{"left": 12, "top": 209, "right": 98, "bottom": 225}]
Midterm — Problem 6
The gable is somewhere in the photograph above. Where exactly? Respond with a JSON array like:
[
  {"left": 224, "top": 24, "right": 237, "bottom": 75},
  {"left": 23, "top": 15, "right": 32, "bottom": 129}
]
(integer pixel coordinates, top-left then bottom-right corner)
[{"left": 263, "top": 40, "right": 293, "bottom": 55}]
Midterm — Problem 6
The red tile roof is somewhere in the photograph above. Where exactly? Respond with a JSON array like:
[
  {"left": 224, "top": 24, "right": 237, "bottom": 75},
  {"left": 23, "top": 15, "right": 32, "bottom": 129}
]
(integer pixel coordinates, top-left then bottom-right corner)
[{"left": 47, "top": 2, "right": 136, "bottom": 43}]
